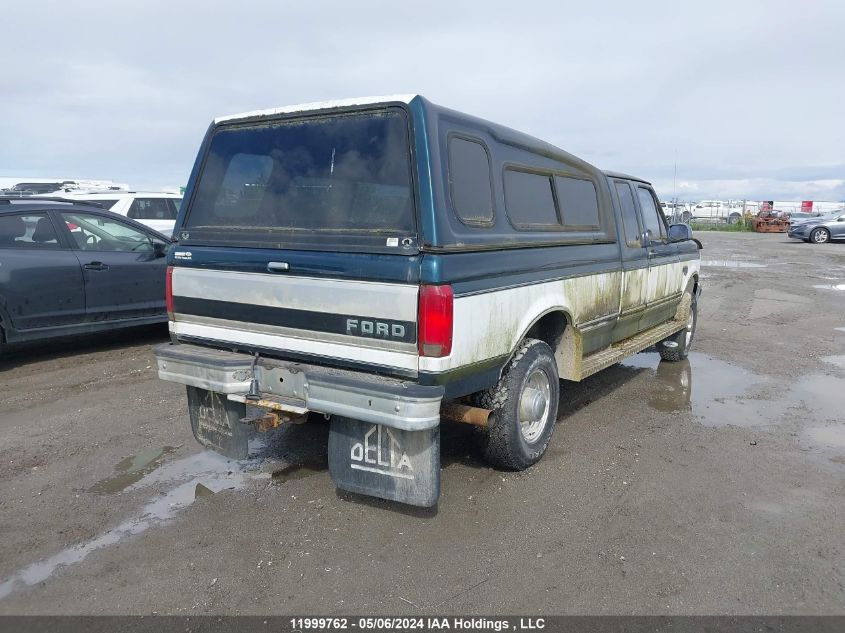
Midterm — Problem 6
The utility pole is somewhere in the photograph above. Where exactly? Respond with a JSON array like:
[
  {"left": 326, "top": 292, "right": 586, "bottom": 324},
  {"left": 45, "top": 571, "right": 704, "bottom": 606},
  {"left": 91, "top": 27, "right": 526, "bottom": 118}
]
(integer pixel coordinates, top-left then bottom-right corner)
[
  {"left": 672, "top": 147, "right": 677, "bottom": 205},
  {"left": 672, "top": 148, "right": 678, "bottom": 222}
]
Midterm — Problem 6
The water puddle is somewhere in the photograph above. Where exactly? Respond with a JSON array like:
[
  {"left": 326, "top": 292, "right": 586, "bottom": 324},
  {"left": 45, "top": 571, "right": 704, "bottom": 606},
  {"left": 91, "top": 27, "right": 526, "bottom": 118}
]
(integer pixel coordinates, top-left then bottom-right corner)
[
  {"left": 807, "top": 426, "right": 845, "bottom": 448},
  {"left": 821, "top": 356, "right": 845, "bottom": 370},
  {"left": 88, "top": 446, "right": 177, "bottom": 494},
  {"left": 624, "top": 352, "right": 845, "bottom": 449},
  {"left": 0, "top": 423, "right": 330, "bottom": 601},
  {"left": 622, "top": 352, "right": 790, "bottom": 427},
  {"left": 0, "top": 450, "right": 264, "bottom": 600},
  {"left": 789, "top": 374, "right": 844, "bottom": 422},
  {"left": 813, "top": 283, "right": 845, "bottom": 291},
  {"left": 701, "top": 259, "right": 767, "bottom": 269},
  {"left": 793, "top": 373, "right": 845, "bottom": 449}
]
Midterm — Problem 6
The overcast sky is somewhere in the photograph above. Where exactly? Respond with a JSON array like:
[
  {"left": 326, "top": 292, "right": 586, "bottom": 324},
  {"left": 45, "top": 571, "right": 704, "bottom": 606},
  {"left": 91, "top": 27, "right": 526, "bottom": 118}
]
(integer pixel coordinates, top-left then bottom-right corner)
[{"left": 1, "top": 0, "right": 843, "bottom": 201}]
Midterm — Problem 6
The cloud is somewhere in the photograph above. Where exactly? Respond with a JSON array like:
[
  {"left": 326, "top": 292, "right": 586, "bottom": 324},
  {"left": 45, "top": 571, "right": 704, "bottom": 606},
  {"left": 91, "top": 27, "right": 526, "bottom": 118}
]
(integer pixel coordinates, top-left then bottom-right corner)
[
  {"left": 651, "top": 177, "right": 845, "bottom": 201},
  {"left": 0, "top": 0, "right": 843, "bottom": 201}
]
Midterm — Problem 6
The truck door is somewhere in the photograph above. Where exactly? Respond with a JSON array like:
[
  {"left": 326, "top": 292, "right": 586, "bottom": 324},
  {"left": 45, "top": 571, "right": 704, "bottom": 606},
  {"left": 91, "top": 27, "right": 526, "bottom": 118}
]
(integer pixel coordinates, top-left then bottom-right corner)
[
  {"left": 635, "top": 186, "right": 683, "bottom": 330},
  {"left": 610, "top": 180, "right": 649, "bottom": 343}
]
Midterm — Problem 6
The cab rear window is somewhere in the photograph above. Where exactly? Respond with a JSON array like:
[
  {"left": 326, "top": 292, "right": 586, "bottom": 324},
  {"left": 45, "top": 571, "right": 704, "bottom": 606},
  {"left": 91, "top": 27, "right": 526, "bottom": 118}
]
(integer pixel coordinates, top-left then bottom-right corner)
[{"left": 184, "top": 109, "right": 415, "bottom": 250}]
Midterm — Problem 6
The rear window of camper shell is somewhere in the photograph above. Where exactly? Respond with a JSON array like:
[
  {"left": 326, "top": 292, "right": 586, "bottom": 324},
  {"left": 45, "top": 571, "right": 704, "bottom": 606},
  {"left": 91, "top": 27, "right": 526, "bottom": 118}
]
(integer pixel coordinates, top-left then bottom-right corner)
[{"left": 183, "top": 108, "right": 416, "bottom": 252}]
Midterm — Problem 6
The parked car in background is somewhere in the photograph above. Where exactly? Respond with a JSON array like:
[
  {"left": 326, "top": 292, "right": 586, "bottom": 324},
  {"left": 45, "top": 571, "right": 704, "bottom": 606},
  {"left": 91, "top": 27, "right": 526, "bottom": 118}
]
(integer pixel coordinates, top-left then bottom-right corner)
[
  {"left": 1, "top": 182, "right": 71, "bottom": 196},
  {"left": 0, "top": 197, "right": 170, "bottom": 351},
  {"left": 37, "top": 191, "right": 182, "bottom": 235},
  {"left": 787, "top": 210, "right": 845, "bottom": 243},
  {"left": 786, "top": 212, "right": 816, "bottom": 222},
  {"left": 661, "top": 201, "right": 693, "bottom": 223},
  {"left": 691, "top": 200, "right": 747, "bottom": 224},
  {"left": 2, "top": 179, "right": 128, "bottom": 197}
]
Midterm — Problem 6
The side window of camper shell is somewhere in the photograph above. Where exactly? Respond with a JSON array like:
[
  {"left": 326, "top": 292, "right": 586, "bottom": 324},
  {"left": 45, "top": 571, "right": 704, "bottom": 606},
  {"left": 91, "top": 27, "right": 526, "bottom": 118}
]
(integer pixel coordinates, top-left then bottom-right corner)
[
  {"left": 554, "top": 176, "right": 601, "bottom": 229},
  {"left": 504, "top": 169, "right": 559, "bottom": 229},
  {"left": 503, "top": 167, "right": 604, "bottom": 235},
  {"left": 447, "top": 135, "right": 495, "bottom": 226}
]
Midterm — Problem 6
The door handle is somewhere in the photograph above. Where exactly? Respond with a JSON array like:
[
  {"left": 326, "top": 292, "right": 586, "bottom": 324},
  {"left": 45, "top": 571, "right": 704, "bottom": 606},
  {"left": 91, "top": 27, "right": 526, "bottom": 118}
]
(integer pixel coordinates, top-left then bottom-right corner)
[
  {"left": 84, "top": 262, "right": 109, "bottom": 271},
  {"left": 267, "top": 261, "right": 290, "bottom": 272}
]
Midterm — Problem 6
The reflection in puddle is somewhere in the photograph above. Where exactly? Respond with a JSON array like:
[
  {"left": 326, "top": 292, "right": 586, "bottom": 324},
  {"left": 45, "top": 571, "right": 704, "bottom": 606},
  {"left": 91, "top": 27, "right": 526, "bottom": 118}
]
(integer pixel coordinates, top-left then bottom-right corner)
[
  {"left": 623, "top": 352, "right": 788, "bottom": 427},
  {"left": 642, "top": 358, "right": 692, "bottom": 413},
  {"left": 88, "top": 446, "right": 177, "bottom": 494},
  {"left": 701, "top": 260, "right": 767, "bottom": 269},
  {"left": 623, "top": 353, "right": 845, "bottom": 445},
  {"left": 813, "top": 283, "right": 845, "bottom": 291}
]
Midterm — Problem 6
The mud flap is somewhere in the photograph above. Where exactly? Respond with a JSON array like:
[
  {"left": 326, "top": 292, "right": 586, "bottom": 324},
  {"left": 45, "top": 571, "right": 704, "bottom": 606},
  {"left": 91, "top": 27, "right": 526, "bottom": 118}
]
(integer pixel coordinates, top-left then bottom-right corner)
[
  {"left": 328, "top": 417, "right": 440, "bottom": 507},
  {"left": 186, "top": 386, "right": 249, "bottom": 459}
]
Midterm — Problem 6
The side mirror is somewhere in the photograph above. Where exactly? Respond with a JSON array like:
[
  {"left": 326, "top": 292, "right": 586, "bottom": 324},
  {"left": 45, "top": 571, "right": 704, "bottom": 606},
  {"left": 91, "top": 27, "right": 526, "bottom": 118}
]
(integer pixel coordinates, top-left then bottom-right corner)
[
  {"left": 152, "top": 239, "right": 168, "bottom": 258},
  {"left": 668, "top": 223, "right": 693, "bottom": 243}
]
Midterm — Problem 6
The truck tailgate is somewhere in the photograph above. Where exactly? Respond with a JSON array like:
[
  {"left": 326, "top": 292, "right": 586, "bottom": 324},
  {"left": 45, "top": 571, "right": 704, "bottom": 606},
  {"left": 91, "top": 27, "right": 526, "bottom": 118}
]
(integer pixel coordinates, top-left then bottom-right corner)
[{"left": 169, "top": 266, "right": 420, "bottom": 373}]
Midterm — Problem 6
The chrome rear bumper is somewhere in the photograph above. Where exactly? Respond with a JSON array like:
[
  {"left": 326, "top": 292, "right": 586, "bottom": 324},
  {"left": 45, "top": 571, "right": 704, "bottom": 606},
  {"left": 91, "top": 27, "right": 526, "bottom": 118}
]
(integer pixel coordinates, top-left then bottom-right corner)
[{"left": 155, "top": 343, "right": 443, "bottom": 431}]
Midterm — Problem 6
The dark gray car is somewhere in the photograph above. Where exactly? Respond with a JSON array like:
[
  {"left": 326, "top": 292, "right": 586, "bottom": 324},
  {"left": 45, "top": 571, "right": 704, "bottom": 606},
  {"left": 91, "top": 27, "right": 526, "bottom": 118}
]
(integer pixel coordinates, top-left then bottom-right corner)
[
  {"left": 0, "top": 197, "right": 169, "bottom": 350},
  {"left": 788, "top": 210, "right": 845, "bottom": 243}
]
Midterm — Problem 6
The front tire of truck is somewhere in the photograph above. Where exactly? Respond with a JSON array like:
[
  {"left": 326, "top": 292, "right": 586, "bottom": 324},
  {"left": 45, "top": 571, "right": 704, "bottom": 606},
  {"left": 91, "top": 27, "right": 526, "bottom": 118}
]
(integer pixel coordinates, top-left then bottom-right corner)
[
  {"left": 658, "top": 290, "right": 698, "bottom": 362},
  {"left": 475, "top": 339, "right": 559, "bottom": 471}
]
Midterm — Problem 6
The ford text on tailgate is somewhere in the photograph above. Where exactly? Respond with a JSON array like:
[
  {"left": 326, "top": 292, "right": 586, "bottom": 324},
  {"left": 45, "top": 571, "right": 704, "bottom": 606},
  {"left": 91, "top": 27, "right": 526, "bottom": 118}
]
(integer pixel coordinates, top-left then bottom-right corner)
[{"left": 156, "top": 95, "right": 701, "bottom": 506}]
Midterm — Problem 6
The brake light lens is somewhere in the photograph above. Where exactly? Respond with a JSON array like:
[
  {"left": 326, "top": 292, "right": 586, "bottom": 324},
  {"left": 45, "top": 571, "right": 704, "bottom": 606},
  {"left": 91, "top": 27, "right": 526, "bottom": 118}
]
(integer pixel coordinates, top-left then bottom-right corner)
[
  {"left": 418, "top": 284, "right": 453, "bottom": 357},
  {"left": 165, "top": 266, "right": 174, "bottom": 320}
]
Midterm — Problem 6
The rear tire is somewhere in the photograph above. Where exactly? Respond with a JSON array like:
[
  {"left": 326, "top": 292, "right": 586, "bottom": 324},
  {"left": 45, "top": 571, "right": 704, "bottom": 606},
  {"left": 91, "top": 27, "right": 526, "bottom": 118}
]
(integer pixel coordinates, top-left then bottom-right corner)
[
  {"left": 659, "top": 291, "right": 697, "bottom": 362},
  {"left": 474, "top": 339, "right": 559, "bottom": 470},
  {"left": 810, "top": 228, "right": 830, "bottom": 244}
]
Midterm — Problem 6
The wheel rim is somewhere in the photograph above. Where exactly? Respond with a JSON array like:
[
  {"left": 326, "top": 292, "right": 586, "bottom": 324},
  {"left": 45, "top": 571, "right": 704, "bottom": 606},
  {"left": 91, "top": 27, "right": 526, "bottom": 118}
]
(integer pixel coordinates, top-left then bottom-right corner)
[
  {"left": 813, "top": 230, "right": 829, "bottom": 243},
  {"left": 518, "top": 368, "right": 551, "bottom": 443}
]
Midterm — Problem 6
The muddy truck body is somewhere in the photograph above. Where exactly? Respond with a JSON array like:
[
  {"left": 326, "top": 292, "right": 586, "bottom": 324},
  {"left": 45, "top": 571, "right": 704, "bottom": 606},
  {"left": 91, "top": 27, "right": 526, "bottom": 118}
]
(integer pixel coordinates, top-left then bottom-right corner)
[{"left": 155, "top": 95, "right": 701, "bottom": 506}]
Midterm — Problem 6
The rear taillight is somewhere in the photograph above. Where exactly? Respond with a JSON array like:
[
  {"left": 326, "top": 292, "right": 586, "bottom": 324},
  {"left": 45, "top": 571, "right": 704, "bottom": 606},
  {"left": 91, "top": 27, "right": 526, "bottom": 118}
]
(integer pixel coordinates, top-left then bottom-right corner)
[
  {"left": 418, "top": 284, "right": 453, "bottom": 357},
  {"left": 165, "top": 266, "right": 174, "bottom": 320}
]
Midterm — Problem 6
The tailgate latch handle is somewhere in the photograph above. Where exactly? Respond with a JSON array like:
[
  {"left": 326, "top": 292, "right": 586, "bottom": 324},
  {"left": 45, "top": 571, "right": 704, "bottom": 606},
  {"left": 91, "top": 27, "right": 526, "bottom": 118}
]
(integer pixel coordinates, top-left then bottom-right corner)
[{"left": 267, "top": 262, "right": 290, "bottom": 272}]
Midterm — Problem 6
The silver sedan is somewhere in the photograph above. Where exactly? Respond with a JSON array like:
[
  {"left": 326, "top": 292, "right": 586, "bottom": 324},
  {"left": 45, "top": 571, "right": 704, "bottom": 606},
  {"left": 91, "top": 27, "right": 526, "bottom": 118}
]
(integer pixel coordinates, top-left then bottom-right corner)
[{"left": 787, "top": 211, "right": 845, "bottom": 243}]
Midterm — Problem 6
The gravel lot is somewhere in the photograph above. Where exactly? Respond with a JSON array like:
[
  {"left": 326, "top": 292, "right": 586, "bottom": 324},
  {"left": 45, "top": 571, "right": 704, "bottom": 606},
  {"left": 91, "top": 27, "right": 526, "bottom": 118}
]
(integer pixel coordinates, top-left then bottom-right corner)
[{"left": 0, "top": 231, "right": 843, "bottom": 615}]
